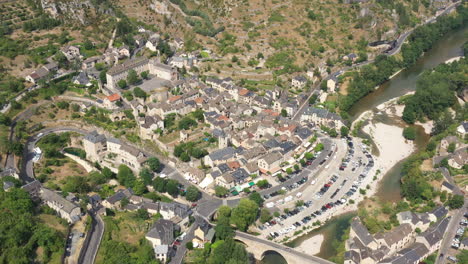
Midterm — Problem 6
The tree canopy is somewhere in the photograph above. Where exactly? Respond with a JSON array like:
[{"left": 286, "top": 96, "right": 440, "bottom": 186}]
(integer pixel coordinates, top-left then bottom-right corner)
[
  {"left": 117, "top": 164, "right": 136, "bottom": 187},
  {"left": 0, "top": 188, "right": 65, "bottom": 263},
  {"left": 230, "top": 198, "right": 259, "bottom": 231}
]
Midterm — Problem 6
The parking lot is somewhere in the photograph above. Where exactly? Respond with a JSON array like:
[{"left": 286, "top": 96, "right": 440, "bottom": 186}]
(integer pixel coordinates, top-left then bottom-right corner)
[
  {"left": 444, "top": 213, "right": 468, "bottom": 263},
  {"left": 257, "top": 137, "right": 376, "bottom": 240}
]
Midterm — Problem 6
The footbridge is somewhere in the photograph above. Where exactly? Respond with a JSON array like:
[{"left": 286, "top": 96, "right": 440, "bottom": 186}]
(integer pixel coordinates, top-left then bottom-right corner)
[{"left": 235, "top": 232, "right": 335, "bottom": 264}]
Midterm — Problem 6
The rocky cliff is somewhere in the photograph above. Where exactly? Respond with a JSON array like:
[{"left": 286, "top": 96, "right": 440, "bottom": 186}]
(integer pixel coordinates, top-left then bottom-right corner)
[{"left": 39, "top": 0, "right": 113, "bottom": 25}]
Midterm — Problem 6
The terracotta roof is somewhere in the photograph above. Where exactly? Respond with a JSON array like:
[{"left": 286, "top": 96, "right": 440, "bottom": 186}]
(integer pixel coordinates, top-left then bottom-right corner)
[
  {"left": 239, "top": 88, "right": 250, "bottom": 96},
  {"left": 168, "top": 95, "right": 182, "bottom": 103},
  {"left": 227, "top": 161, "right": 241, "bottom": 170},
  {"left": 106, "top": 93, "right": 121, "bottom": 102},
  {"left": 218, "top": 115, "right": 229, "bottom": 121},
  {"left": 194, "top": 97, "right": 204, "bottom": 104},
  {"left": 262, "top": 109, "right": 280, "bottom": 116}
]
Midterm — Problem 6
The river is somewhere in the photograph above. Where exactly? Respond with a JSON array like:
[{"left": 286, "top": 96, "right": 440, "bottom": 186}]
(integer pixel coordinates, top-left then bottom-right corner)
[{"left": 261, "top": 25, "right": 467, "bottom": 264}]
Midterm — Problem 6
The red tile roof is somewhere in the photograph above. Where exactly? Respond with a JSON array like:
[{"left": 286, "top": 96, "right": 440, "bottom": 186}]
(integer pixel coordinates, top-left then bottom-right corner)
[
  {"left": 106, "top": 93, "right": 121, "bottom": 102},
  {"left": 194, "top": 97, "right": 204, "bottom": 104},
  {"left": 168, "top": 95, "right": 182, "bottom": 103},
  {"left": 227, "top": 161, "right": 241, "bottom": 170},
  {"left": 239, "top": 88, "right": 250, "bottom": 96},
  {"left": 218, "top": 115, "right": 229, "bottom": 121},
  {"left": 263, "top": 109, "right": 280, "bottom": 116}
]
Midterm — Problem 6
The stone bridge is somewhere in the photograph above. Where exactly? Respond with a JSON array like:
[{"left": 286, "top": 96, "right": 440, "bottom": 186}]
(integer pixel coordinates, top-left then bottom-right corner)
[{"left": 235, "top": 232, "right": 335, "bottom": 264}]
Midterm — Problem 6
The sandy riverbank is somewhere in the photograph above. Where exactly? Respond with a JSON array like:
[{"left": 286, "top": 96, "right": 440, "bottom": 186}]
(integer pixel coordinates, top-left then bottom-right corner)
[
  {"left": 287, "top": 97, "right": 417, "bottom": 248},
  {"left": 445, "top": 56, "right": 463, "bottom": 64},
  {"left": 363, "top": 122, "right": 415, "bottom": 171},
  {"left": 295, "top": 234, "right": 324, "bottom": 255}
]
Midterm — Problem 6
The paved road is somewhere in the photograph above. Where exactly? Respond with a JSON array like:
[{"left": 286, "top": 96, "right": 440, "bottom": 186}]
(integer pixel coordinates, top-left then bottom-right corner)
[
  {"left": 436, "top": 202, "right": 467, "bottom": 264},
  {"left": 18, "top": 125, "right": 340, "bottom": 263},
  {"left": 291, "top": 1, "right": 461, "bottom": 122},
  {"left": 80, "top": 211, "right": 105, "bottom": 264},
  {"left": 386, "top": 2, "right": 460, "bottom": 56},
  {"left": 235, "top": 231, "right": 335, "bottom": 264},
  {"left": 169, "top": 215, "right": 200, "bottom": 264},
  {"left": 435, "top": 174, "right": 467, "bottom": 264},
  {"left": 20, "top": 127, "right": 85, "bottom": 183}
]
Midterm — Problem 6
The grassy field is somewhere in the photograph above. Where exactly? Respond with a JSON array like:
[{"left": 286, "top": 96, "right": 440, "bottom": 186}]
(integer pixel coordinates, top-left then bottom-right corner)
[{"left": 35, "top": 157, "right": 88, "bottom": 189}]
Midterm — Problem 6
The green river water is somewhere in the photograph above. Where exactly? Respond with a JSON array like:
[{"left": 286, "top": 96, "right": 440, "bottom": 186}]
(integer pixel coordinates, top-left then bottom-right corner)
[{"left": 261, "top": 25, "right": 467, "bottom": 263}]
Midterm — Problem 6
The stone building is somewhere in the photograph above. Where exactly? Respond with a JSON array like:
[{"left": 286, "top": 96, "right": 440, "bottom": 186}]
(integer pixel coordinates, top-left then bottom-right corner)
[
  {"left": 106, "top": 57, "right": 178, "bottom": 90},
  {"left": 40, "top": 188, "right": 81, "bottom": 223}
]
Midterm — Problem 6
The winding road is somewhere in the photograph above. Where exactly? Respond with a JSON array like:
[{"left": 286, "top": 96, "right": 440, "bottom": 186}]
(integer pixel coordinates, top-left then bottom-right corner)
[
  {"left": 5, "top": 3, "right": 462, "bottom": 263},
  {"left": 292, "top": 1, "right": 461, "bottom": 122},
  {"left": 18, "top": 122, "right": 337, "bottom": 264}
]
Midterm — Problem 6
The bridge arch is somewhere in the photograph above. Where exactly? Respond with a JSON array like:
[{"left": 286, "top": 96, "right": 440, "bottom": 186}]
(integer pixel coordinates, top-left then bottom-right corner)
[
  {"left": 261, "top": 250, "right": 288, "bottom": 263},
  {"left": 234, "top": 232, "right": 334, "bottom": 264}
]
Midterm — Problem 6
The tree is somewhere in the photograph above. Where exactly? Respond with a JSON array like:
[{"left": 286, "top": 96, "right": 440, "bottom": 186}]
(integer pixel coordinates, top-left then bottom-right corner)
[
  {"left": 259, "top": 208, "right": 272, "bottom": 223},
  {"left": 309, "top": 94, "right": 318, "bottom": 105},
  {"left": 340, "top": 126, "right": 349, "bottom": 137},
  {"left": 294, "top": 164, "right": 300, "bottom": 171},
  {"left": 133, "top": 180, "right": 147, "bottom": 195},
  {"left": 307, "top": 10, "right": 317, "bottom": 20},
  {"left": 0, "top": 113, "right": 11, "bottom": 125},
  {"left": 135, "top": 208, "right": 149, "bottom": 220},
  {"left": 305, "top": 152, "right": 314, "bottom": 160},
  {"left": 215, "top": 215, "right": 234, "bottom": 240},
  {"left": 178, "top": 117, "right": 197, "bottom": 130},
  {"left": 248, "top": 192, "right": 264, "bottom": 207},
  {"left": 281, "top": 109, "right": 288, "bottom": 117},
  {"left": 152, "top": 177, "right": 167, "bottom": 193},
  {"left": 186, "top": 241, "right": 194, "bottom": 250},
  {"left": 426, "top": 141, "right": 437, "bottom": 152},
  {"left": 300, "top": 159, "right": 306, "bottom": 166},
  {"left": 180, "top": 152, "right": 191, "bottom": 162},
  {"left": 286, "top": 168, "right": 293, "bottom": 175},
  {"left": 127, "top": 70, "right": 139, "bottom": 85},
  {"left": 139, "top": 168, "right": 153, "bottom": 185},
  {"left": 403, "top": 127, "right": 416, "bottom": 140},
  {"left": 117, "top": 79, "right": 127, "bottom": 89},
  {"left": 256, "top": 180, "right": 269, "bottom": 189},
  {"left": 447, "top": 142, "right": 456, "bottom": 153},
  {"left": 140, "top": 71, "right": 149, "bottom": 80},
  {"left": 62, "top": 176, "right": 90, "bottom": 193},
  {"left": 185, "top": 186, "right": 200, "bottom": 202},
  {"left": 314, "top": 143, "right": 324, "bottom": 152},
  {"left": 117, "top": 164, "right": 135, "bottom": 187},
  {"left": 328, "top": 128, "right": 338, "bottom": 138},
  {"left": 89, "top": 171, "right": 106, "bottom": 186},
  {"left": 102, "top": 167, "right": 114, "bottom": 179},
  {"left": 0, "top": 188, "right": 65, "bottom": 263},
  {"left": 208, "top": 238, "right": 248, "bottom": 264},
  {"left": 146, "top": 157, "right": 161, "bottom": 172},
  {"left": 215, "top": 186, "right": 229, "bottom": 197},
  {"left": 166, "top": 179, "right": 179, "bottom": 197},
  {"left": 217, "top": 205, "right": 231, "bottom": 220},
  {"left": 133, "top": 87, "right": 147, "bottom": 99},
  {"left": 83, "top": 39, "right": 94, "bottom": 50},
  {"left": 446, "top": 194, "right": 464, "bottom": 209},
  {"left": 320, "top": 80, "right": 327, "bottom": 91},
  {"left": 99, "top": 70, "right": 108, "bottom": 84},
  {"left": 230, "top": 199, "right": 259, "bottom": 231},
  {"left": 10, "top": 142, "right": 24, "bottom": 156}
]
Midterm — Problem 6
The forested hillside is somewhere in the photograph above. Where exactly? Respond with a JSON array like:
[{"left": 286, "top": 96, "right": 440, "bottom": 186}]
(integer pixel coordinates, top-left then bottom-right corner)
[{"left": 0, "top": 187, "right": 66, "bottom": 263}]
